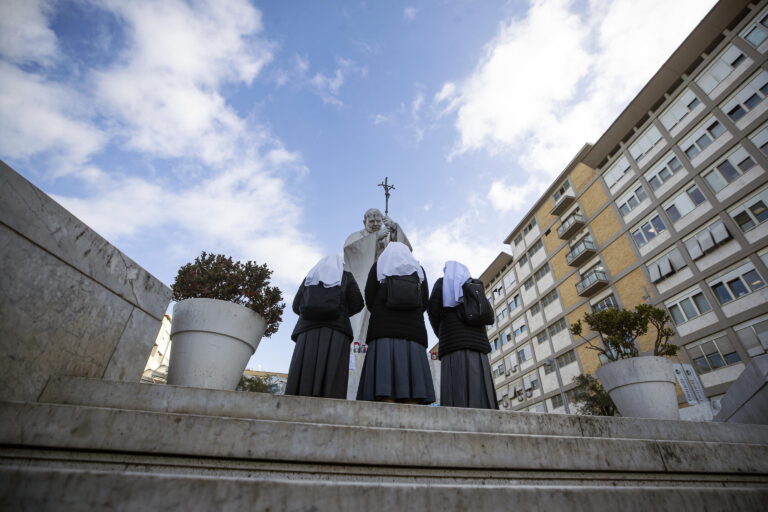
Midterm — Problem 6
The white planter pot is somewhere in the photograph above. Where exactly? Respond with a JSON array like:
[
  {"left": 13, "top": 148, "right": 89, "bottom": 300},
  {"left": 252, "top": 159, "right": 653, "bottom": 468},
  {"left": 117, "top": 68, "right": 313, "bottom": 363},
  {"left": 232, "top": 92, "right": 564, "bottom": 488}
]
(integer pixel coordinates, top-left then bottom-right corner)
[
  {"left": 596, "top": 356, "right": 680, "bottom": 420},
  {"left": 167, "top": 298, "right": 266, "bottom": 390}
]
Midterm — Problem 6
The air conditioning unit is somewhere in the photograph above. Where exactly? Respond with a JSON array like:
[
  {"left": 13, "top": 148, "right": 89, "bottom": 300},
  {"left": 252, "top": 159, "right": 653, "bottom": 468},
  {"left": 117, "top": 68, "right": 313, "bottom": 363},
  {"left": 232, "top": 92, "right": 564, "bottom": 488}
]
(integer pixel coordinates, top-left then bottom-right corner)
[
  {"left": 518, "top": 395, "right": 524, "bottom": 402},
  {"left": 505, "top": 369, "right": 511, "bottom": 376},
  {"left": 511, "top": 365, "right": 518, "bottom": 373},
  {"left": 526, "top": 391, "right": 533, "bottom": 398},
  {"left": 501, "top": 400, "right": 510, "bottom": 409}
]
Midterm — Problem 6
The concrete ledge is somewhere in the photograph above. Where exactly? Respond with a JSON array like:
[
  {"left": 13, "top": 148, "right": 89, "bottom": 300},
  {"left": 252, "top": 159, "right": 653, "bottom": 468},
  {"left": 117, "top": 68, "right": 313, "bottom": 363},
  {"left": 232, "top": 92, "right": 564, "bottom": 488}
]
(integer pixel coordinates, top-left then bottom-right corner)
[
  {"left": 2, "top": 401, "right": 768, "bottom": 474},
  {"left": 39, "top": 377, "right": 768, "bottom": 445},
  {"left": 1, "top": 468, "right": 767, "bottom": 512},
  {"left": 715, "top": 355, "right": 768, "bottom": 425}
]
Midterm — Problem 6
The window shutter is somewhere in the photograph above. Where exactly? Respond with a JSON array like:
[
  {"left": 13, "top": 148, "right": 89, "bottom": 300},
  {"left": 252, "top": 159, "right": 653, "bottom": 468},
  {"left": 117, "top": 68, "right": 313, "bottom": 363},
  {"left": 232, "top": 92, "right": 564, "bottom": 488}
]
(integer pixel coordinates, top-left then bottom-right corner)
[
  {"left": 685, "top": 237, "right": 704, "bottom": 260},
  {"left": 696, "top": 230, "right": 715, "bottom": 253},
  {"left": 710, "top": 220, "right": 730, "bottom": 245},
  {"left": 658, "top": 257, "right": 673, "bottom": 277},
  {"left": 668, "top": 249, "right": 687, "bottom": 271},
  {"left": 649, "top": 263, "right": 662, "bottom": 283}
]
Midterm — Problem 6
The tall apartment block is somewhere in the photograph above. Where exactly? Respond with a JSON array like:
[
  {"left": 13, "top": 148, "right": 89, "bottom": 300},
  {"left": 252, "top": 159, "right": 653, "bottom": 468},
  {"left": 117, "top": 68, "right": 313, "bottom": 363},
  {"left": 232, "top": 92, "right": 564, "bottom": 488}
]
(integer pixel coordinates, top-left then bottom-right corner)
[{"left": 477, "top": 0, "right": 768, "bottom": 414}]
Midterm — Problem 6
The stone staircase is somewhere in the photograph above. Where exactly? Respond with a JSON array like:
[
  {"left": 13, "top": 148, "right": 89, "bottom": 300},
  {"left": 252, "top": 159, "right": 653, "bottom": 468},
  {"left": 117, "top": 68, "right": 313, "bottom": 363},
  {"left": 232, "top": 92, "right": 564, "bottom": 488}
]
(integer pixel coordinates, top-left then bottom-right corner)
[{"left": 1, "top": 376, "right": 767, "bottom": 510}]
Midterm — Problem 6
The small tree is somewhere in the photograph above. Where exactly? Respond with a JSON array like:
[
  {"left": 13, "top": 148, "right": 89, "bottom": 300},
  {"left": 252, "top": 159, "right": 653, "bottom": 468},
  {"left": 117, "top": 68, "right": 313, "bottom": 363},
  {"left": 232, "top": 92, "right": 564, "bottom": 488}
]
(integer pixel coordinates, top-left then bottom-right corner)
[
  {"left": 571, "top": 374, "right": 617, "bottom": 416},
  {"left": 172, "top": 252, "right": 284, "bottom": 337},
  {"left": 237, "top": 374, "right": 279, "bottom": 394},
  {"left": 569, "top": 304, "right": 678, "bottom": 362}
]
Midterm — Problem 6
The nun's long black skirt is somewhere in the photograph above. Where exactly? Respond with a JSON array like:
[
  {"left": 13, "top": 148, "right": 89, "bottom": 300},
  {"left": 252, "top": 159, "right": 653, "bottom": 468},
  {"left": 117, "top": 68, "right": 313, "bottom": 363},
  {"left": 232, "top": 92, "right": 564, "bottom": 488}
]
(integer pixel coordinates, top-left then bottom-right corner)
[
  {"left": 440, "top": 349, "right": 498, "bottom": 409},
  {"left": 356, "top": 337, "right": 435, "bottom": 404},
  {"left": 285, "top": 327, "right": 350, "bottom": 399}
]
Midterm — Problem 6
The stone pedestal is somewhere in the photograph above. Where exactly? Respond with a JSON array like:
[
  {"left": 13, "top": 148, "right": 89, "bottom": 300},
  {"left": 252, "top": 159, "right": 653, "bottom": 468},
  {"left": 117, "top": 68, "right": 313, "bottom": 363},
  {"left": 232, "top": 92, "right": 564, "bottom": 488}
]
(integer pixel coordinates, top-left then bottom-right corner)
[{"left": 0, "top": 161, "right": 171, "bottom": 402}]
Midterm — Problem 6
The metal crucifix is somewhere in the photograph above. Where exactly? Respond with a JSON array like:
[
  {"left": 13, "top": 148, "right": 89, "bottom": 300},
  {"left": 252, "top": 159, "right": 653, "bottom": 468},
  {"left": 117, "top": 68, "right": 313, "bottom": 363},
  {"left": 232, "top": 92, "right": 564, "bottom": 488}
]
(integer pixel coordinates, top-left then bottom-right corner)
[{"left": 378, "top": 177, "right": 395, "bottom": 215}]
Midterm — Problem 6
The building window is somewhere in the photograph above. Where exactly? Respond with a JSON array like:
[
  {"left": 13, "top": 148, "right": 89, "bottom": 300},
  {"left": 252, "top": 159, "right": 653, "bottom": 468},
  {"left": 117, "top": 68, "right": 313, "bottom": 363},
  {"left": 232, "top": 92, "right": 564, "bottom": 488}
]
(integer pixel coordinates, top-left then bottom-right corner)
[
  {"left": 686, "top": 336, "right": 742, "bottom": 375},
  {"left": 556, "top": 349, "right": 577, "bottom": 368},
  {"left": 496, "top": 306, "right": 508, "bottom": 324},
  {"left": 529, "top": 302, "right": 541, "bottom": 316},
  {"left": 514, "top": 234, "right": 523, "bottom": 246},
  {"left": 664, "top": 184, "right": 707, "bottom": 223},
  {"left": 518, "top": 253, "right": 528, "bottom": 267},
  {"left": 603, "top": 156, "right": 632, "bottom": 192},
  {"left": 629, "top": 124, "right": 664, "bottom": 163},
  {"left": 742, "top": 11, "right": 768, "bottom": 48},
  {"left": 547, "top": 317, "right": 568, "bottom": 337},
  {"left": 541, "top": 289, "right": 559, "bottom": 307},
  {"left": 709, "top": 266, "right": 766, "bottom": 304},
  {"left": 523, "top": 277, "right": 535, "bottom": 291},
  {"left": 508, "top": 294, "right": 522, "bottom": 313},
  {"left": 536, "top": 330, "right": 549, "bottom": 345},
  {"left": 592, "top": 294, "right": 618, "bottom": 312},
  {"left": 502, "top": 329, "right": 512, "bottom": 346},
  {"left": 553, "top": 180, "right": 571, "bottom": 202},
  {"left": 684, "top": 220, "right": 731, "bottom": 260},
  {"left": 696, "top": 45, "right": 748, "bottom": 94},
  {"left": 617, "top": 183, "right": 648, "bottom": 217},
  {"left": 660, "top": 88, "right": 701, "bottom": 132},
  {"left": 724, "top": 71, "right": 768, "bottom": 122},
  {"left": 731, "top": 187, "right": 768, "bottom": 232},
  {"left": 523, "top": 371, "right": 540, "bottom": 391},
  {"left": 683, "top": 120, "right": 726, "bottom": 160},
  {"left": 666, "top": 290, "right": 712, "bottom": 325},
  {"left": 648, "top": 248, "right": 687, "bottom": 283},
  {"left": 534, "top": 263, "right": 551, "bottom": 282},
  {"left": 646, "top": 154, "right": 683, "bottom": 191},
  {"left": 528, "top": 239, "right": 544, "bottom": 257},
  {"left": 703, "top": 146, "right": 756, "bottom": 193},
  {"left": 749, "top": 123, "right": 768, "bottom": 157},
  {"left": 493, "top": 362, "right": 505, "bottom": 377},
  {"left": 631, "top": 214, "right": 667, "bottom": 248},
  {"left": 523, "top": 218, "right": 537, "bottom": 235},
  {"left": 550, "top": 393, "right": 564, "bottom": 408},
  {"left": 517, "top": 343, "right": 533, "bottom": 362},
  {"left": 514, "top": 323, "right": 528, "bottom": 338}
]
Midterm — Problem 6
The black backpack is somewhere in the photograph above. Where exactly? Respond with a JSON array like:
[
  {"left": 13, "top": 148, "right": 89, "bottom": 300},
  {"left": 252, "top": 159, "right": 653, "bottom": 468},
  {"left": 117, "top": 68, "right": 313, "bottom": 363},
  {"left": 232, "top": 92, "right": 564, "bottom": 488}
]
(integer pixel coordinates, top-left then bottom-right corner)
[
  {"left": 458, "top": 278, "right": 493, "bottom": 326},
  {"left": 384, "top": 274, "right": 422, "bottom": 310},
  {"left": 300, "top": 281, "right": 343, "bottom": 321}
]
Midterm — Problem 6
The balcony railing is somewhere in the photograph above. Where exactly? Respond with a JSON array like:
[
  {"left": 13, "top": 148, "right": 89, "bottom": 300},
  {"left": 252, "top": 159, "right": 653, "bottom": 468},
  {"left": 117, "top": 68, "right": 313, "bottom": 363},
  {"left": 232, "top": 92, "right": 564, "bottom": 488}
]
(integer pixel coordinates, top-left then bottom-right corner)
[
  {"left": 566, "top": 239, "right": 597, "bottom": 266},
  {"left": 557, "top": 213, "right": 585, "bottom": 240},
  {"left": 550, "top": 190, "right": 576, "bottom": 215},
  {"left": 576, "top": 269, "right": 609, "bottom": 296}
]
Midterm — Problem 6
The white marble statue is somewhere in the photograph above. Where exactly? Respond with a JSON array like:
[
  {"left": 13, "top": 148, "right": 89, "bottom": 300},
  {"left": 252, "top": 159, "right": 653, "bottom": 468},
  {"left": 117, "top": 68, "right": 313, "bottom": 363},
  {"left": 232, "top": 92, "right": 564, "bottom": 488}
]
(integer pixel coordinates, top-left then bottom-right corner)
[{"left": 343, "top": 208, "right": 411, "bottom": 345}]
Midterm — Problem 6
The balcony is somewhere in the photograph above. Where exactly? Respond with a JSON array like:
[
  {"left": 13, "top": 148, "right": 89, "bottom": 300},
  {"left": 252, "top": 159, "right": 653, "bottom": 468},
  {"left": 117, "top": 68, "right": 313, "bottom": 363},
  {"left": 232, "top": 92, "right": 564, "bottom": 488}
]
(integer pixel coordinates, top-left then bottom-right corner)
[
  {"left": 550, "top": 189, "right": 576, "bottom": 215},
  {"left": 566, "top": 239, "right": 597, "bottom": 267},
  {"left": 576, "top": 269, "right": 610, "bottom": 297},
  {"left": 557, "top": 213, "right": 585, "bottom": 240}
]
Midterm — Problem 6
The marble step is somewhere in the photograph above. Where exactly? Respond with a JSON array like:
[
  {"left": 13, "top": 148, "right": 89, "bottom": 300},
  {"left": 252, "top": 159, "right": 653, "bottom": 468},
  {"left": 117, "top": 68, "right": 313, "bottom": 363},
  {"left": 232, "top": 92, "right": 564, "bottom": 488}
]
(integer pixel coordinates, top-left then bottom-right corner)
[
  {"left": 38, "top": 376, "right": 768, "bottom": 445},
  {"left": 1, "top": 466, "right": 767, "bottom": 512},
  {"left": 2, "top": 399, "right": 767, "bottom": 475}
]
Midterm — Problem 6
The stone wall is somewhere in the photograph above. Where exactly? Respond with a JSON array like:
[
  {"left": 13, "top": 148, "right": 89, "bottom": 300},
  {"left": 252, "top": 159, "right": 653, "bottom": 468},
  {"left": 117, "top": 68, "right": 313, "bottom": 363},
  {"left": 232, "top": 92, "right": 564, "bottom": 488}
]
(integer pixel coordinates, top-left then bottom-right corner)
[{"left": 0, "top": 161, "right": 171, "bottom": 401}]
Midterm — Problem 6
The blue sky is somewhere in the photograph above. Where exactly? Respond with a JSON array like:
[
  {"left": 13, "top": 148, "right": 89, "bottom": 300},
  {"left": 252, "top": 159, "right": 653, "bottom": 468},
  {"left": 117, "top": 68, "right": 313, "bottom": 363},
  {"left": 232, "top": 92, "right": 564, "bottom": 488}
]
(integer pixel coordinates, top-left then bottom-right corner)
[{"left": 1, "top": 0, "right": 717, "bottom": 372}]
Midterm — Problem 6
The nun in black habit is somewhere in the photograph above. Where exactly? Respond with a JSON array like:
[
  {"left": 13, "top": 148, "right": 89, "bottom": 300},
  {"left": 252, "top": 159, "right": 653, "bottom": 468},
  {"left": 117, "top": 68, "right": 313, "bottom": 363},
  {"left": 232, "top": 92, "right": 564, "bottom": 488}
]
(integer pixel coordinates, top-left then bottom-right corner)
[
  {"left": 356, "top": 242, "right": 435, "bottom": 404},
  {"left": 285, "top": 254, "right": 364, "bottom": 399},
  {"left": 428, "top": 260, "right": 498, "bottom": 409}
]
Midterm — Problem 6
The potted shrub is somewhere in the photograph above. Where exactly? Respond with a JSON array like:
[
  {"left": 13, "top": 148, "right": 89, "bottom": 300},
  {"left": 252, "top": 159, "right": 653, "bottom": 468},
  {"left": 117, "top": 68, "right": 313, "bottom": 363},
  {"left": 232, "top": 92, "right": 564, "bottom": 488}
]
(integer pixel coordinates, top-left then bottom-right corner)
[
  {"left": 166, "top": 252, "right": 284, "bottom": 390},
  {"left": 570, "top": 304, "right": 680, "bottom": 420}
]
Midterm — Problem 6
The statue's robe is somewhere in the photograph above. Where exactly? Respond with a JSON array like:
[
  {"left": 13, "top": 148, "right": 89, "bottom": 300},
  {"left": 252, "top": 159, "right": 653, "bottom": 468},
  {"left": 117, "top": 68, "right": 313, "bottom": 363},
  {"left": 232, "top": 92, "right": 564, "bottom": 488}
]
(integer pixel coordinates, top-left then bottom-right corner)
[{"left": 343, "top": 224, "right": 411, "bottom": 345}]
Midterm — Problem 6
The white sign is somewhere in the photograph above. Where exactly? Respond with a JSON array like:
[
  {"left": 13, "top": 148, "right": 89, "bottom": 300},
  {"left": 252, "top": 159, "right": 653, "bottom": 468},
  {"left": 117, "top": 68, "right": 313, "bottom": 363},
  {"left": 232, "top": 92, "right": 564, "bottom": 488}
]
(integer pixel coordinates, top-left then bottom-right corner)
[
  {"left": 673, "top": 364, "right": 697, "bottom": 405},
  {"left": 683, "top": 364, "right": 707, "bottom": 403}
]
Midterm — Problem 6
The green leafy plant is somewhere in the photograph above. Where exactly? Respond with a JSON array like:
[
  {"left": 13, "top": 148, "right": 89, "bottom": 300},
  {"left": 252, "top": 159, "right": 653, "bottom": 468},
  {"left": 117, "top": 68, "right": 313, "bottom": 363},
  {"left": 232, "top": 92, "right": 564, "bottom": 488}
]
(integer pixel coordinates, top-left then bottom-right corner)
[
  {"left": 571, "top": 374, "right": 617, "bottom": 416},
  {"left": 237, "top": 374, "right": 280, "bottom": 394},
  {"left": 569, "top": 304, "right": 678, "bottom": 362},
  {"left": 172, "top": 252, "right": 284, "bottom": 337}
]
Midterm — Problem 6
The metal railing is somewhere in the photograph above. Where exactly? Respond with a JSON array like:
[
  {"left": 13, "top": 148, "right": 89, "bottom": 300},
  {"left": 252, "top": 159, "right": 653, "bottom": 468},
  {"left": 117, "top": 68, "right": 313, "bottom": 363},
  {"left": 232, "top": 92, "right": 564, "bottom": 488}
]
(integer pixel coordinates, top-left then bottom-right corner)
[
  {"left": 566, "top": 238, "right": 597, "bottom": 264},
  {"left": 557, "top": 213, "right": 585, "bottom": 237},
  {"left": 576, "top": 269, "right": 609, "bottom": 294}
]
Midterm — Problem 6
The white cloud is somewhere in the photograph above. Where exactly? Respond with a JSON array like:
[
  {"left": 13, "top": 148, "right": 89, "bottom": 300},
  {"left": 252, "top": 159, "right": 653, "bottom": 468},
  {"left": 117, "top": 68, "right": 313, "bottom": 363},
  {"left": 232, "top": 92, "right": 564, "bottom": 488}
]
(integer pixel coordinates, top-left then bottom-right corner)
[
  {"left": 443, "top": 0, "right": 717, "bottom": 175},
  {"left": 403, "top": 7, "right": 418, "bottom": 22},
  {"left": 0, "top": 63, "right": 106, "bottom": 172},
  {"left": 488, "top": 178, "right": 550, "bottom": 213},
  {"left": 410, "top": 213, "right": 504, "bottom": 283},
  {"left": 0, "top": 0, "right": 324, "bottom": 286},
  {"left": 0, "top": 0, "right": 58, "bottom": 65},
  {"left": 309, "top": 57, "right": 367, "bottom": 107}
]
